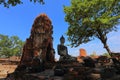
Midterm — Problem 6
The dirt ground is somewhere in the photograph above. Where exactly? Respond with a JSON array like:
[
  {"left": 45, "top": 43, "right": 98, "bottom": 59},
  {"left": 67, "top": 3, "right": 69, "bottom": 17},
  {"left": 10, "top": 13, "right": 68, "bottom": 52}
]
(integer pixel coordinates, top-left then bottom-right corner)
[
  {"left": 1, "top": 56, "right": 120, "bottom": 80},
  {"left": 0, "top": 58, "right": 18, "bottom": 79}
]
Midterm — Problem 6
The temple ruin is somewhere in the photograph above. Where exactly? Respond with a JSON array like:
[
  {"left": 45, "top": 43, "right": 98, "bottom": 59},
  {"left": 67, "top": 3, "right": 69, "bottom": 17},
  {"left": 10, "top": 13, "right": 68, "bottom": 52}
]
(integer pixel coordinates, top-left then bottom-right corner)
[
  {"left": 5, "top": 14, "right": 120, "bottom": 80},
  {"left": 19, "top": 13, "right": 55, "bottom": 68}
]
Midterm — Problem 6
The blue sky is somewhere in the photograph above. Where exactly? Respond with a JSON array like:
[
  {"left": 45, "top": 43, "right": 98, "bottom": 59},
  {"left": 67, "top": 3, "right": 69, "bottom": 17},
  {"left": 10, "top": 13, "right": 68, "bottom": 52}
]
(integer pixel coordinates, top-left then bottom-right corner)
[{"left": 0, "top": 0, "right": 120, "bottom": 59}]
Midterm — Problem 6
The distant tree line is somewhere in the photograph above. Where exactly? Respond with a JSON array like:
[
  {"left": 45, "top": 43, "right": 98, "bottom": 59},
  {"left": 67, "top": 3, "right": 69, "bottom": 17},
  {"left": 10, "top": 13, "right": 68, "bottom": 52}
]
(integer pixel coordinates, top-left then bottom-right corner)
[
  {"left": 90, "top": 52, "right": 110, "bottom": 58},
  {"left": 0, "top": 34, "right": 24, "bottom": 58}
]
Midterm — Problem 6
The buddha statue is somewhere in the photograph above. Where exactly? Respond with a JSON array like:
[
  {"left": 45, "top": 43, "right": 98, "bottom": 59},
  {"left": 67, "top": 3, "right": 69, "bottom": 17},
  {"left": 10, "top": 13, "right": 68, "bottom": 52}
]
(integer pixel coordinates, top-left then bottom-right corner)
[{"left": 57, "top": 36, "right": 76, "bottom": 62}]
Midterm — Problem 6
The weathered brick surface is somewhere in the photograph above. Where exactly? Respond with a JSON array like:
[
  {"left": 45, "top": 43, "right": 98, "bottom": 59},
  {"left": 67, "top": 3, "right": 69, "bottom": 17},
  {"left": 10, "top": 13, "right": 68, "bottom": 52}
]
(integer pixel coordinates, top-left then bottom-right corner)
[{"left": 19, "top": 14, "right": 55, "bottom": 66}]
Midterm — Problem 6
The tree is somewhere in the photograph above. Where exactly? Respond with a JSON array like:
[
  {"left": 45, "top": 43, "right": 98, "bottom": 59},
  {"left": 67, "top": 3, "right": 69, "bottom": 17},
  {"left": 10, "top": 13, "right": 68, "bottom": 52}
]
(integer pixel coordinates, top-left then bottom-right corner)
[
  {"left": 90, "top": 51, "right": 97, "bottom": 57},
  {"left": 0, "top": 0, "right": 45, "bottom": 8},
  {"left": 0, "top": 34, "right": 24, "bottom": 57},
  {"left": 64, "top": 0, "right": 120, "bottom": 56},
  {"left": 102, "top": 53, "right": 110, "bottom": 57}
]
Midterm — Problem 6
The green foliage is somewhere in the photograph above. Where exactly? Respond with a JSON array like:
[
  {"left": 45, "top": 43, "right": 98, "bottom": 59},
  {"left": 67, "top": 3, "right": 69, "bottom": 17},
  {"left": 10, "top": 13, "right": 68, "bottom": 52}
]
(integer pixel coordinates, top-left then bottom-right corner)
[
  {"left": 102, "top": 53, "right": 110, "bottom": 57},
  {"left": 64, "top": 0, "right": 120, "bottom": 47},
  {"left": 90, "top": 51, "right": 97, "bottom": 57},
  {"left": 0, "top": 34, "right": 24, "bottom": 57},
  {"left": 0, "top": 0, "right": 45, "bottom": 8}
]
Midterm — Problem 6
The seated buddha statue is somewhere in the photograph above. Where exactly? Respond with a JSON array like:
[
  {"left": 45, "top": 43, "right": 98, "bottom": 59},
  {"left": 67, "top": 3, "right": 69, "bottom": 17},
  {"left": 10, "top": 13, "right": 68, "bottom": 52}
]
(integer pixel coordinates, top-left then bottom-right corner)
[{"left": 57, "top": 36, "right": 76, "bottom": 62}]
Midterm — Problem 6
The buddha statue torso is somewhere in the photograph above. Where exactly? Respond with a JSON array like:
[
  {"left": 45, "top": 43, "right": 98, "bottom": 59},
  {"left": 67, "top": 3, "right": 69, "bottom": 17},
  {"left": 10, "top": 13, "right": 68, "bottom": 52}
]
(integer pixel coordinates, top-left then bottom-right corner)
[{"left": 57, "top": 44, "right": 68, "bottom": 56}]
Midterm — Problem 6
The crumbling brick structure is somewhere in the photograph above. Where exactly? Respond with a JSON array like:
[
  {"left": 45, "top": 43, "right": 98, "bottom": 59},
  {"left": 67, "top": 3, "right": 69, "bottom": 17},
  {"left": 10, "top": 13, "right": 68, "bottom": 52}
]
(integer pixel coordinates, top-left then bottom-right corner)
[{"left": 19, "top": 14, "right": 55, "bottom": 66}]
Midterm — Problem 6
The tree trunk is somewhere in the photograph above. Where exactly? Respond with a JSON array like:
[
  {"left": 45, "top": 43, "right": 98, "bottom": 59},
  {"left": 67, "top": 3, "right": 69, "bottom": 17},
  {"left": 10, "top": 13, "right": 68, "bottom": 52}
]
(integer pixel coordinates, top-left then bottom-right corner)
[
  {"left": 102, "top": 42, "right": 112, "bottom": 56},
  {"left": 97, "top": 29, "right": 112, "bottom": 56},
  {"left": 98, "top": 35, "right": 112, "bottom": 56}
]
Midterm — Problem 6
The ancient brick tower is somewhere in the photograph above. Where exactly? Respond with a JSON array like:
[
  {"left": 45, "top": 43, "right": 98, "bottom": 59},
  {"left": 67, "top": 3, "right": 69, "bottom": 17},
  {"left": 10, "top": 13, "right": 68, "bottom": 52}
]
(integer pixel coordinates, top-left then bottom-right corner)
[
  {"left": 79, "top": 48, "right": 87, "bottom": 57},
  {"left": 19, "top": 14, "right": 55, "bottom": 66}
]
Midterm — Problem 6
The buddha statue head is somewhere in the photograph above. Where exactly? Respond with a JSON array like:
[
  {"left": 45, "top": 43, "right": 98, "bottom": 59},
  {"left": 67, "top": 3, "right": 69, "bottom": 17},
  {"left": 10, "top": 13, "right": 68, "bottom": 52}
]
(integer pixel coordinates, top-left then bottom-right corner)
[{"left": 60, "top": 35, "right": 65, "bottom": 45}]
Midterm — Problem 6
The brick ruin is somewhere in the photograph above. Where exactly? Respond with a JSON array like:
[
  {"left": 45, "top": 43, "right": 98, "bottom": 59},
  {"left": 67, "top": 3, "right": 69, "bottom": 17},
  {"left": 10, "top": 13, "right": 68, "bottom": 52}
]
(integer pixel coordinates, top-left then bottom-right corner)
[
  {"left": 79, "top": 48, "right": 87, "bottom": 57},
  {"left": 19, "top": 14, "right": 55, "bottom": 67},
  {"left": 4, "top": 13, "right": 120, "bottom": 80}
]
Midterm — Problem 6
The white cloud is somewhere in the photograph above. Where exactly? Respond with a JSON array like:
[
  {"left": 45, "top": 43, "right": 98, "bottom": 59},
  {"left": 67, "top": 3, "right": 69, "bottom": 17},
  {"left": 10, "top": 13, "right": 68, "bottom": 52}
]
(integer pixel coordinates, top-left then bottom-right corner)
[
  {"left": 67, "top": 29, "right": 120, "bottom": 56},
  {"left": 68, "top": 40, "right": 106, "bottom": 56},
  {"left": 107, "top": 30, "right": 120, "bottom": 52},
  {"left": 108, "top": 32, "right": 120, "bottom": 45}
]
